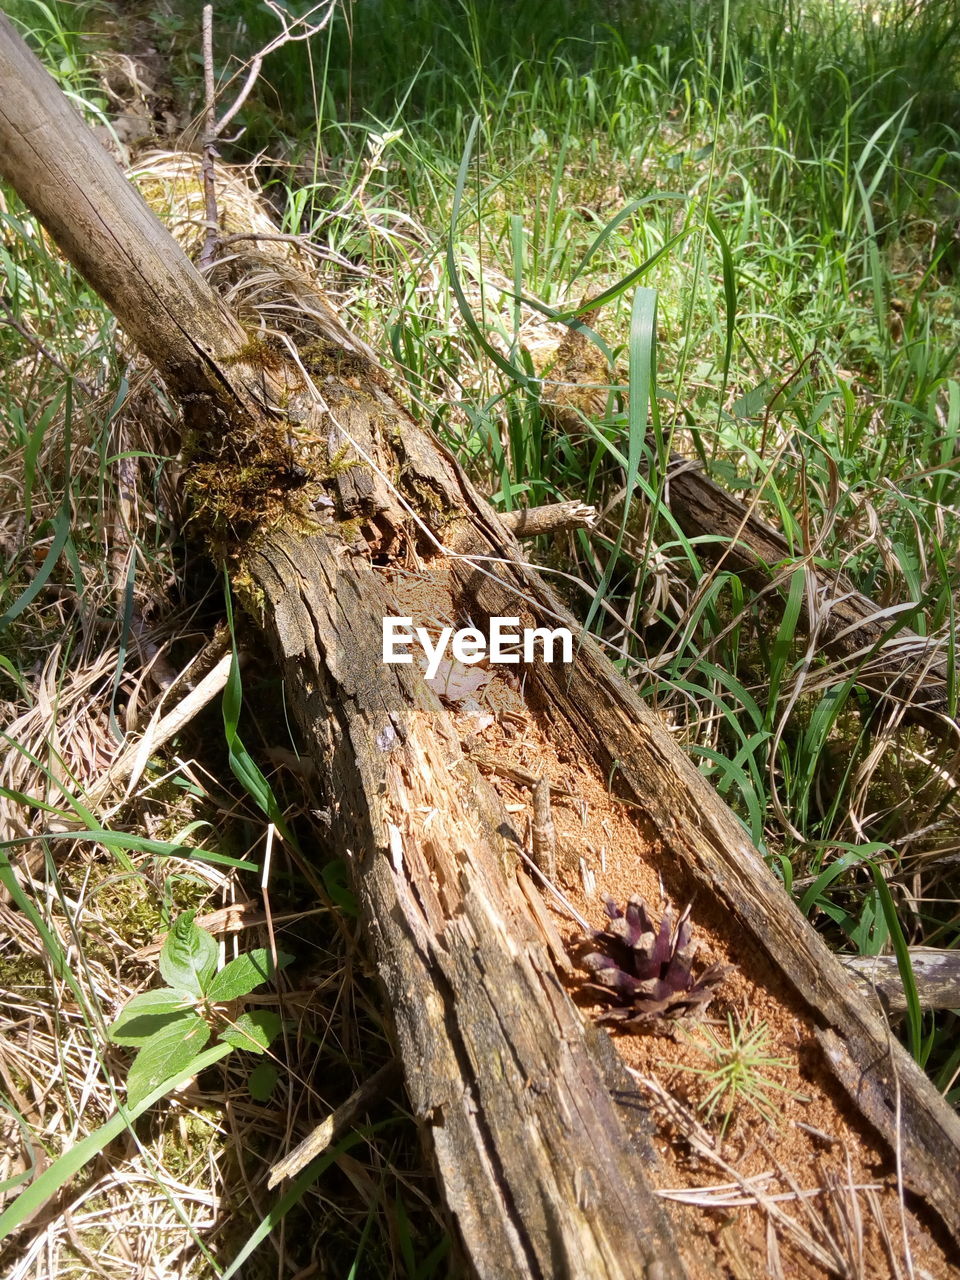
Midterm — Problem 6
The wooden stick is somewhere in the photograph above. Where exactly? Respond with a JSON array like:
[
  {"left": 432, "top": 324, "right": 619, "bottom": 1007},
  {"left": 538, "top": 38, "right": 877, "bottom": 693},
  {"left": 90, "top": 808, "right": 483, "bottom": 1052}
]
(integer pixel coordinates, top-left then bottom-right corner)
[
  {"left": 843, "top": 950, "right": 960, "bottom": 1016},
  {"left": 500, "top": 500, "right": 596, "bottom": 538},
  {"left": 268, "top": 1060, "right": 402, "bottom": 1187}
]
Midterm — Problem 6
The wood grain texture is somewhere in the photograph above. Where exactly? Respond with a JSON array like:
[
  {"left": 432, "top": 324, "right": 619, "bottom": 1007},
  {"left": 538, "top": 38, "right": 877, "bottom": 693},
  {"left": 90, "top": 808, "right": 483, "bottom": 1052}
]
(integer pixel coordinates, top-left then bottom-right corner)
[
  {"left": 844, "top": 949, "right": 960, "bottom": 1015},
  {"left": 246, "top": 527, "right": 685, "bottom": 1278}
]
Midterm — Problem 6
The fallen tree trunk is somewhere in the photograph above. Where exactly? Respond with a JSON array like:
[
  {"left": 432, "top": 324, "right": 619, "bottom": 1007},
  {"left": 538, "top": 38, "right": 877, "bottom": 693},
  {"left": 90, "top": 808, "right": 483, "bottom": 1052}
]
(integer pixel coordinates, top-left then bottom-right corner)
[
  {"left": 3, "top": 16, "right": 960, "bottom": 1276},
  {"left": 0, "top": 20, "right": 683, "bottom": 1276}
]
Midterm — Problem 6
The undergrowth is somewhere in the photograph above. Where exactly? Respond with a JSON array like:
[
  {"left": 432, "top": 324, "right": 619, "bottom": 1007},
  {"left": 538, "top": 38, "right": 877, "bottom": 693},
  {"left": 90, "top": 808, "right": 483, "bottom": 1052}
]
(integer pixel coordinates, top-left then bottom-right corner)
[{"left": 2, "top": 0, "right": 960, "bottom": 1274}]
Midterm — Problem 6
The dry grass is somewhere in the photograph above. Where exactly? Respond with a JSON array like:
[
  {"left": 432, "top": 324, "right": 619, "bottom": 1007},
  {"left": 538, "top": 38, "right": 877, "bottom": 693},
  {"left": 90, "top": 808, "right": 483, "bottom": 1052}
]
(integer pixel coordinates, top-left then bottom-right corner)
[{"left": 0, "top": 151, "right": 449, "bottom": 1278}]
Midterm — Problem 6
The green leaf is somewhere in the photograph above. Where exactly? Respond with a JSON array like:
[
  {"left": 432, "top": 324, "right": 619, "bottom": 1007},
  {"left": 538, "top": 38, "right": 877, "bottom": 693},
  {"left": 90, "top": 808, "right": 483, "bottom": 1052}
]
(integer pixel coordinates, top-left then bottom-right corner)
[
  {"left": 582, "top": 285, "right": 656, "bottom": 641},
  {"left": 446, "top": 120, "right": 540, "bottom": 392},
  {"left": 705, "top": 209, "right": 738, "bottom": 397},
  {"left": 108, "top": 989, "right": 195, "bottom": 1046},
  {"left": 126, "top": 1015, "right": 212, "bottom": 1109},
  {"left": 159, "top": 912, "right": 218, "bottom": 997},
  {"left": 22, "top": 826, "right": 253, "bottom": 869},
  {"left": 798, "top": 844, "right": 890, "bottom": 917},
  {"left": 221, "top": 1011, "right": 281, "bottom": 1054},
  {"left": 206, "top": 949, "right": 294, "bottom": 1003},
  {"left": 0, "top": 504, "right": 72, "bottom": 628},
  {"left": 763, "top": 566, "right": 807, "bottom": 728},
  {"left": 731, "top": 378, "right": 773, "bottom": 420},
  {"left": 220, "top": 1132, "right": 365, "bottom": 1280},
  {"left": 221, "top": 584, "right": 294, "bottom": 845},
  {"left": 0, "top": 656, "right": 28, "bottom": 698},
  {"left": 322, "top": 859, "right": 356, "bottom": 916},
  {"left": 870, "top": 865, "right": 924, "bottom": 1064},
  {"left": 248, "top": 1062, "right": 279, "bottom": 1102}
]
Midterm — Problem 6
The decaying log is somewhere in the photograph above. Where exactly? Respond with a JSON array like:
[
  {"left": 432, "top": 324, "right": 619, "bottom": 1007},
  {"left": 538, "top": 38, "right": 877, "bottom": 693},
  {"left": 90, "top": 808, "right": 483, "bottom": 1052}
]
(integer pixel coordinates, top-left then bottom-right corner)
[
  {"left": 3, "top": 16, "right": 960, "bottom": 1276},
  {"left": 660, "top": 451, "right": 956, "bottom": 736},
  {"left": 0, "top": 20, "right": 684, "bottom": 1277},
  {"left": 448, "top": 516, "right": 960, "bottom": 1245},
  {"left": 245, "top": 516, "right": 686, "bottom": 1277}
]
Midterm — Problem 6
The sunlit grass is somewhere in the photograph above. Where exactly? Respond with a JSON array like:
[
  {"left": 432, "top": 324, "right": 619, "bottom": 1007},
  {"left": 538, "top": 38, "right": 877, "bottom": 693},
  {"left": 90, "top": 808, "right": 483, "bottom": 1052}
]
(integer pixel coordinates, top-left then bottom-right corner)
[
  {"left": 258, "top": 0, "right": 960, "bottom": 1072},
  {"left": 3, "top": 0, "right": 960, "bottom": 1271}
]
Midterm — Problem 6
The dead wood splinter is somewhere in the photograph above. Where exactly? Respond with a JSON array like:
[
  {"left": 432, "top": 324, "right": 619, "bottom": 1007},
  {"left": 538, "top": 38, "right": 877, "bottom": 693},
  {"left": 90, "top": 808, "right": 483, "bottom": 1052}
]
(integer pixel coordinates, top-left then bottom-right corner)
[{"left": 530, "top": 776, "right": 557, "bottom": 882}]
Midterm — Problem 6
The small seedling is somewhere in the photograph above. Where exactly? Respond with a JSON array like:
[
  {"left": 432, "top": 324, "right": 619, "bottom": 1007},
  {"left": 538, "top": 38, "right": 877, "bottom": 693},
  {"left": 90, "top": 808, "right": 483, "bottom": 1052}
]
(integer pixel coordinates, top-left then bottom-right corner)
[
  {"left": 674, "top": 1011, "right": 806, "bottom": 1138},
  {"left": 108, "top": 911, "right": 293, "bottom": 1108}
]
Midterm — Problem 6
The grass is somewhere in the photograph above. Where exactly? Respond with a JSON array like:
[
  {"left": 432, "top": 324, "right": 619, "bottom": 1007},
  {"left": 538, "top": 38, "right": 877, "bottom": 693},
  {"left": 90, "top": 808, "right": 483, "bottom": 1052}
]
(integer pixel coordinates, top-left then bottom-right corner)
[{"left": 2, "top": 0, "right": 960, "bottom": 1272}]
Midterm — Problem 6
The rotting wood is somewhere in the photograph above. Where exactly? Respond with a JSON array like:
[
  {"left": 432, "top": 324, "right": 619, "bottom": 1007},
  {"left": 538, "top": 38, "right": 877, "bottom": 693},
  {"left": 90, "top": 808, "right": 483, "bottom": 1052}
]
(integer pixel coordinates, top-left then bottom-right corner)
[
  {"left": 245, "top": 529, "right": 686, "bottom": 1277},
  {"left": 0, "top": 19, "right": 685, "bottom": 1278},
  {"left": 464, "top": 749, "right": 577, "bottom": 798},
  {"left": 844, "top": 948, "right": 960, "bottom": 1016},
  {"left": 530, "top": 777, "right": 558, "bottom": 882},
  {"left": 449, "top": 512, "right": 960, "bottom": 1243},
  {"left": 3, "top": 15, "right": 960, "bottom": 1276}
]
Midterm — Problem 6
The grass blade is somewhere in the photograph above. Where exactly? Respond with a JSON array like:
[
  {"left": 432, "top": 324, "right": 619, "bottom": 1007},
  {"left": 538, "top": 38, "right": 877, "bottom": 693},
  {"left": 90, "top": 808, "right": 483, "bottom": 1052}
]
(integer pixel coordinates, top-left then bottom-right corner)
[{"left": 870, "top": 863, "right": 923, "bottom": 1063}]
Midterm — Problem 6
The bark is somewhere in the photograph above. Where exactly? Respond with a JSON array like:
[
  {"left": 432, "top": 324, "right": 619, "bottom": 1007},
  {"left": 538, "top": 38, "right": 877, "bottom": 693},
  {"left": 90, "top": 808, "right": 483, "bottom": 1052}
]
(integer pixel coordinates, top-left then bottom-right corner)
[
  {"left": 500, "top": 499, "right": 596, "bottom": 538},
  {"left": 0, "top": 16, "right": 251, "bottom": 405},
  {"left": 0, "top": 18, "right": 683, "bottom": 1276},
  {"left": 844, "top": 949, "right": 960, "bottom": 1016},
  {"left": 3, "top": 15, "right": 960, "bottom": 1275},
  {"left": 244, "top": 499, "right": 685, "bottom": 1277}
]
